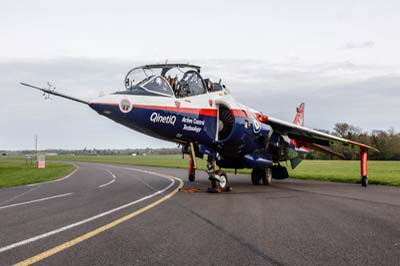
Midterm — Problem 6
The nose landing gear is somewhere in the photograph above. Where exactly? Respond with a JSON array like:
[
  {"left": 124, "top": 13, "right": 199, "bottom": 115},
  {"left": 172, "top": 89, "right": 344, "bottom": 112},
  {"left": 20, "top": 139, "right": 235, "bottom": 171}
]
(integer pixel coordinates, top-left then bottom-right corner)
[{"left": 206, "top": 154, "right": 231, "bottom": 193}]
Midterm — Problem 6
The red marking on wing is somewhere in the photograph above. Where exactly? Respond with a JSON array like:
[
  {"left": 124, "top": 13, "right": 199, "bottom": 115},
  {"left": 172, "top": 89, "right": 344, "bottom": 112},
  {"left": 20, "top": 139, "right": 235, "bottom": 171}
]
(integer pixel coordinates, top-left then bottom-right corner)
[
  {"left": 347, "top": 140, "right": 377, "bottom": 151},
  {"left": 254, "top": 112, "right": 269, "bottom": 123}
]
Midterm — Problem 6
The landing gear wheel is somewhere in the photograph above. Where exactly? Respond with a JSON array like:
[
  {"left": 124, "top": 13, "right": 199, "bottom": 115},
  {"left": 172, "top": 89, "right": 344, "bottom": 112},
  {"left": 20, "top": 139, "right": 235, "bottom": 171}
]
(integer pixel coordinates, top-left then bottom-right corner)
[
  {"left": 251, "top": 168, "right": 265, "bottom": 185},
  {"left": 361, "top": 176, "right": 368, "bottom": 187},
  {"left": 188, "top": 173, "right": 195, "bottom": 182},
  {"left": 262, "top": 168, "right": 272, "bottom": 186},
  {"left": 215, "top": 170, "right": 229, "bottom": 192}
]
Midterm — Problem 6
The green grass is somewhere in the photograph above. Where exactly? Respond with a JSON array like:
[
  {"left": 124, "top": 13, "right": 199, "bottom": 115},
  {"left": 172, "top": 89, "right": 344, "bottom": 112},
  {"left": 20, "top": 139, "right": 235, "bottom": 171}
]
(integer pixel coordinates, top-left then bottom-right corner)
[
  {"left": 0, "top": 160, "right": 75, "bottom": 188},
  {"left": 53, "top": 155, "right": 203, "bottom": 168},
  {"left": 46, "top": 155, "right": 400, "bottom": 186},
  {"left": 3, "top": 155, "right": 398, "bottom": 186},
  {"left": 287, "top": 160, "right": 400, "bottom": 186}
]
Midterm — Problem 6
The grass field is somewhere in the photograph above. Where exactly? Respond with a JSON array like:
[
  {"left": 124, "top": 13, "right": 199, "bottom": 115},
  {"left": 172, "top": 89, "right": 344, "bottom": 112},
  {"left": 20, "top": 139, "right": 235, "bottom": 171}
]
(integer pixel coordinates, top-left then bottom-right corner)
[
  {"left": 2, "top": 155, "right": 399, "bottom": 186},
  {"left": 0, "top": 160, "right": 75, "bottom": 188},
  {"left": 287, "top": 160, "right": 400, "bottom": 186},
  {"left": 46, "top": 155, "right": 400, "bottom": 186}
]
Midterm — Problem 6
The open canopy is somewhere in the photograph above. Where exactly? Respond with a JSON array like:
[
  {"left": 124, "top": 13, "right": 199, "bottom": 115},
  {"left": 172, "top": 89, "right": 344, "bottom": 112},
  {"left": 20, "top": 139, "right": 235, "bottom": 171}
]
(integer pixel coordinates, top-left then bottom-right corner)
[
  {"left": 121, "top": 63, "right": 225, "bottom": 98},
  {"left": 124, "top": 64, "right": 200, "bottom": 88}
]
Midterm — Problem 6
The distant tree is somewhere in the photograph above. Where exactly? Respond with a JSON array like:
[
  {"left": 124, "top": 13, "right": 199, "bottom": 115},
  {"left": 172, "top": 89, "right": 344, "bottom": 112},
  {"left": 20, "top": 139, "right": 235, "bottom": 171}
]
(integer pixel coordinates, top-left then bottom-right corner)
[
  {"left": 306, "top": 123, "right": 400, "bottom": 160},
  {"left": 333, "top": 123, "right": 350, "bottom": 138}
]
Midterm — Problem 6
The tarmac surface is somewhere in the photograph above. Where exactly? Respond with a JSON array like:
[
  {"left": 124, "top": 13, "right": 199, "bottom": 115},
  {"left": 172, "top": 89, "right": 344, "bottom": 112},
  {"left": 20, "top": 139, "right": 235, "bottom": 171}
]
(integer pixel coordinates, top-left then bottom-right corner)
[{"left": 0, "top": 162, "right": 399, "bottom": 266}]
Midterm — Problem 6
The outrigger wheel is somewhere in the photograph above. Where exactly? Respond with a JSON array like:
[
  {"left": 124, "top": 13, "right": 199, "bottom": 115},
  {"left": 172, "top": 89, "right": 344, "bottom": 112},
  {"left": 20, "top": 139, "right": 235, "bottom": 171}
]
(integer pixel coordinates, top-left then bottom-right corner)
[
  {"left": 251, "top": 168, "right": 272, "bottom": 186},
  {"left": 361, "top": 176, "right": 368, "bottom": 187}
]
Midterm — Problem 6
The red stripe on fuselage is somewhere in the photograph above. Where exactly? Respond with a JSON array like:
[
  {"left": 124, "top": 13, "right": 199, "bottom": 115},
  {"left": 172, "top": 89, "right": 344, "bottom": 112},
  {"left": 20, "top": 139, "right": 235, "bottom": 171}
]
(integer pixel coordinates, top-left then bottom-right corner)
[
  {"left": 231, "top": 109, "right": 248, "bottom": 117},
  {"left": 133, "top": 104, "right": 218, "bottom": 116},
  {"left": 92, "top": 102, "right": 251, "bottom": 118}
]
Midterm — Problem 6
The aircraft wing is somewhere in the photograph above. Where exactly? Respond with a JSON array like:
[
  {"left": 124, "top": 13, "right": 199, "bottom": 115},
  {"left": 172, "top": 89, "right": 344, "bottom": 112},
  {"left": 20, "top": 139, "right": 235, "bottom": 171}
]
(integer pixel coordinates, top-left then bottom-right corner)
[{"left": 260, "top": 115, "right": 378, "bottom": 152}]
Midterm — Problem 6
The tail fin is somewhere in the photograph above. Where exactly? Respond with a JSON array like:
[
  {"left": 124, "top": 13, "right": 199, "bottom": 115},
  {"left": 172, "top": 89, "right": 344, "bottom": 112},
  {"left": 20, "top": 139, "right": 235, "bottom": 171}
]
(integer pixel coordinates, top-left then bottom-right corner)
[{"left": 293, "top": 102, "right": 305, "bottom": 126}]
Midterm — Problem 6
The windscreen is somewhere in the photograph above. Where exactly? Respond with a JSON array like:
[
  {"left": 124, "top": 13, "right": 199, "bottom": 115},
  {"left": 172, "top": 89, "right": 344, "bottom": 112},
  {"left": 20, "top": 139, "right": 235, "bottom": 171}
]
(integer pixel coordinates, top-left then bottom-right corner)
[
  {"left": 126, "top": 68, "right": 161, "bottom": 88},
  {"left": 142, "top": 76, "right": 174, "bottom": 96}
]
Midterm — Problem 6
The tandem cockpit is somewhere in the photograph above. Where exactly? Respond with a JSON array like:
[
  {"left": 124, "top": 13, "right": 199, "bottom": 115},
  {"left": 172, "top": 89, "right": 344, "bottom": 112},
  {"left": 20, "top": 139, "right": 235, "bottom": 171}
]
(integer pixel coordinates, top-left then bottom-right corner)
[{"left": 118, "top": 63, "right": 227, "bottom": 98}]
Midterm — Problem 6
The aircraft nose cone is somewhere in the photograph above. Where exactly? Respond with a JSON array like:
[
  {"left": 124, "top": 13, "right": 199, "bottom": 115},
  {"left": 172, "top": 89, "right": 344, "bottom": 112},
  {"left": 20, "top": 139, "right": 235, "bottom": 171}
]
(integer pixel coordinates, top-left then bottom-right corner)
[{"left": 89, "top": 101, "right": 116, "bottom": 117}]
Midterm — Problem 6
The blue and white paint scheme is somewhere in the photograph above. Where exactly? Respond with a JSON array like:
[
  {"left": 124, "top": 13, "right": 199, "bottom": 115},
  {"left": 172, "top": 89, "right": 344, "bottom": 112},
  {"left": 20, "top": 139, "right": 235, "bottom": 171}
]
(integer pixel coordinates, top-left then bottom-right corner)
[{"left": 21, "top": 63, "right": 378, "bottom": 189}]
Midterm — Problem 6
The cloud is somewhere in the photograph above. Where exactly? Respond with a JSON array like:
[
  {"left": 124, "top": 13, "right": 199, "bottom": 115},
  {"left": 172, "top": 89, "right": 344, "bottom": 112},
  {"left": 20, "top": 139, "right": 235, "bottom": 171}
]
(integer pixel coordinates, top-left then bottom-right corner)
[
  {"left": 1, "top": 57, "right": 399, "bottom": 150},
  {"left": 200, "top": 59, "right": 399, "bottom": 131},
  {"left": 342, "top": 41, "right": 375, "bottom": 50}
]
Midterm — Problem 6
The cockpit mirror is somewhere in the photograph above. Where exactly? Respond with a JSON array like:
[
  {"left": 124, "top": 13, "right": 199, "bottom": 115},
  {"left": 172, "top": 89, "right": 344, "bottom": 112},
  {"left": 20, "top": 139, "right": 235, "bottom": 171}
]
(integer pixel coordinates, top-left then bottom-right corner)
[{"left": 125, "top": 78, "right": 130, "bottom": 89}]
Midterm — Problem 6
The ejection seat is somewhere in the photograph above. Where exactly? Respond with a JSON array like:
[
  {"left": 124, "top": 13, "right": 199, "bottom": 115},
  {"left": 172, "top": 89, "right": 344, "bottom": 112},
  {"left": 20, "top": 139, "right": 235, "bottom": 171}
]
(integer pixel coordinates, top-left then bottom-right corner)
[{"left": 204, "top": 79, "right": 214, "bottom": 92}]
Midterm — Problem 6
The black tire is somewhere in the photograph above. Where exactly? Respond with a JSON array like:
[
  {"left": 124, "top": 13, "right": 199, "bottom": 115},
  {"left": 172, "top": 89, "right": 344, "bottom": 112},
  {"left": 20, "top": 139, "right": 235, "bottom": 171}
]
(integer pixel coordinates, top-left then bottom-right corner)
[
  {"left": 361, "top": 176, "right": 368, "bottom": 187},
  {"left": 215, "top": 170, "right": 229, "bottom": 191},
  {"left": 251, "top": 168, "right": 265, "bottom": 185},
  {"left": 188, "top": 173, "right": 195, "bottom": 182},
  {"left": 262, "top": 168, "right": 272, "bottom": 186}
]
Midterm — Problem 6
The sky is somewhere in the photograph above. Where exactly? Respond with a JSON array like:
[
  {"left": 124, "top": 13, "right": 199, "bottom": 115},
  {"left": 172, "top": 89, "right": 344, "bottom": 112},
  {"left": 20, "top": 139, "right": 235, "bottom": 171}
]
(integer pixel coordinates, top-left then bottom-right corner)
[{"left": 1, "top": 0, "right": 399, "bottom": 150}]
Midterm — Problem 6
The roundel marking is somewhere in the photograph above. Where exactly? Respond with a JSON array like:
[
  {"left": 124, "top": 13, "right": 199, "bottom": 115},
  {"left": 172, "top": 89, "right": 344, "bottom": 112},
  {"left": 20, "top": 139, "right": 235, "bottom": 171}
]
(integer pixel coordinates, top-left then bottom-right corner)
[
  {"left": 119, "top": 99, "right": 133, "bottom": 113},
  {"left": 253, "top": 120, "right": 261, "bottom": 134}
]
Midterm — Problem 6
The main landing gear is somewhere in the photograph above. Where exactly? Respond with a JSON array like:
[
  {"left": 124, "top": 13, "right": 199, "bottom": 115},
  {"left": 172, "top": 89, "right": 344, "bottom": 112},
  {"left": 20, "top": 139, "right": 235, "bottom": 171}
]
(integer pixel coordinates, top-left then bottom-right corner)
[
  {"left": 206, "top": 154, "right": 231, "bottom": 193},
  {"left": 251, "top": 168, "right": 272, "bottom": 186}
]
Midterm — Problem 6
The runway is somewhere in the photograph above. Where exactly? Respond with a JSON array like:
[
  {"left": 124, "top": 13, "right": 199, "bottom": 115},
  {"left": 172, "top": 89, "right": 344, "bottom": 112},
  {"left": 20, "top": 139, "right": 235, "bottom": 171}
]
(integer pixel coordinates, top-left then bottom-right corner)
[{"left": 0, "top": 162, "right": 399, "bottom": 266}]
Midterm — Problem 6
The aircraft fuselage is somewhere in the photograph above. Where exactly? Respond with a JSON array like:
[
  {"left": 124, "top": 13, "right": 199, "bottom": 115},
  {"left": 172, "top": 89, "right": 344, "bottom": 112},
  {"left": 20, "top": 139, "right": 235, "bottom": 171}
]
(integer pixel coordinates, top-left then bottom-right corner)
[{"left": 89, "top": 91, "right": 279, "bottom": 169}]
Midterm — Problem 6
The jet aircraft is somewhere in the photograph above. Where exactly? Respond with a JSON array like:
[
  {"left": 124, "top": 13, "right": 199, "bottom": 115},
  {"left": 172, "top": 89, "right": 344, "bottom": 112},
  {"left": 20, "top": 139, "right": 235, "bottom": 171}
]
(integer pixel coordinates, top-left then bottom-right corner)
[{"left": 21, "top": 63, "right": 378, "bottom": 192}]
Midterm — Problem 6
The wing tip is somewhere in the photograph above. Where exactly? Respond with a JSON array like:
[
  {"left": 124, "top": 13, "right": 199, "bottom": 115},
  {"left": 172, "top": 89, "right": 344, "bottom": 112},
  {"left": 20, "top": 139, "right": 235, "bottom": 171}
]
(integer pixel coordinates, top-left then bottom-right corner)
[{"left": 347, "top": 140, "right": 379, "bottom": 152}]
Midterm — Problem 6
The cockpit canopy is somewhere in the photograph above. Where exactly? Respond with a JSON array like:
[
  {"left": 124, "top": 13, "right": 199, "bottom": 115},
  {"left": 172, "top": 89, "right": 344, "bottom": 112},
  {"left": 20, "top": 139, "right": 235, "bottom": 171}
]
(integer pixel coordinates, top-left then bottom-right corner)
[
  {"left": 118, "top": 63, "right": 226, "bottom": 98},
  {"left": 137, "top": 76, "right": 173, "bottom": 97}
]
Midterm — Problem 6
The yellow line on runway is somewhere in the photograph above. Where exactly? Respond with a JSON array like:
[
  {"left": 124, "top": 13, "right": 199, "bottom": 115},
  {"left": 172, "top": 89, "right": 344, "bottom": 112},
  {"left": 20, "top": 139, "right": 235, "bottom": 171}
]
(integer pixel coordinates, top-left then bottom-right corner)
[{"left": 14, "top": 177, "right": 183, "bottom": 266}]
